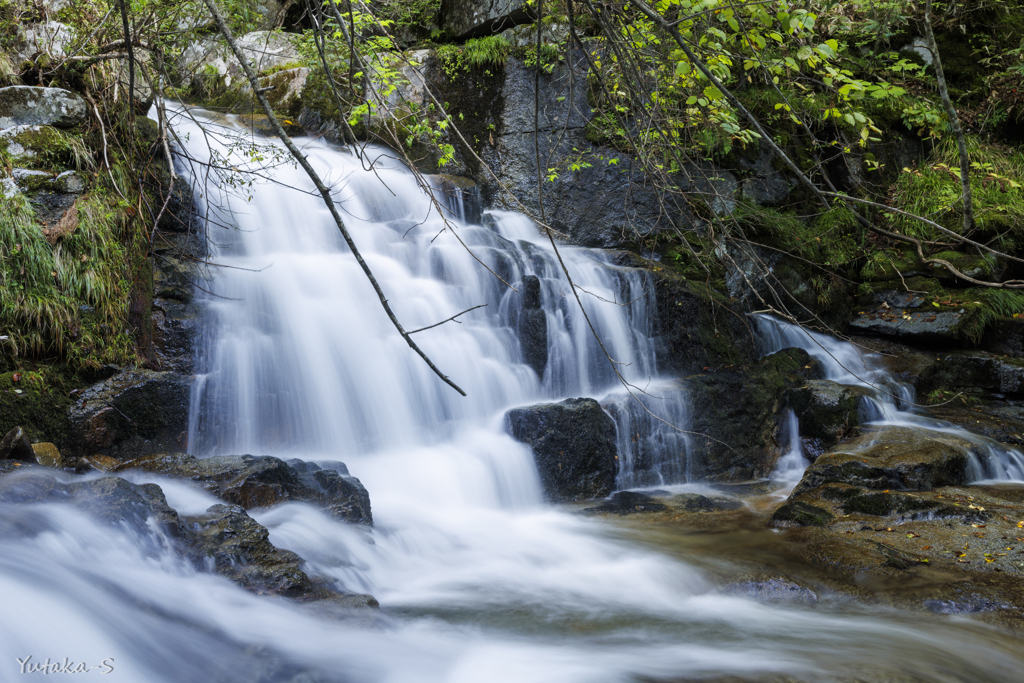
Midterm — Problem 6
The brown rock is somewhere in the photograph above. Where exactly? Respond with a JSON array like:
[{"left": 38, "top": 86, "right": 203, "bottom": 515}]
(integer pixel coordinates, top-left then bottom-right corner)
[{"left": 30, "top": 442, "right": 62, "bottom": 468}]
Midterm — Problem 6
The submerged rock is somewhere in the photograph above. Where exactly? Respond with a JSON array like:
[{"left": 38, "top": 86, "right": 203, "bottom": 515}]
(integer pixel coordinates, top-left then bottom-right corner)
[
  {"left": 0, "top": 470, "right": 375, "bottom": 604},
  {"left": 722, "top": 577, "right": 818, "bottom": 604},
  {"left": 668, "top": 493, "right": 743, "bottom": 512},
  {"left": 0, "top": 86, "right": 87, "bottom": 129},
  {"left": 505, "top": 398, "right": 617, "bottom": 502},
  {"left": 65, "top": 370, "right": 192, "bottom": 460},
  {"left": 118, "top": 453, "right": 372, "bottom": 524},
  {"left": 583, "top": 491, "right": 667, "bottom": 515}
]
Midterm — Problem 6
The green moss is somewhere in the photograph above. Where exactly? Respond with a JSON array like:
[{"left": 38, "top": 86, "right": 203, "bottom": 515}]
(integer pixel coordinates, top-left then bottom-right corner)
[{"left": 0, "top": 370, "right": 73, "bottom": 444}]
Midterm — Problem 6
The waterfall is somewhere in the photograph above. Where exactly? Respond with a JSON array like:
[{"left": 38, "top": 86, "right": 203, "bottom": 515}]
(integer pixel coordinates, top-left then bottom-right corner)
[
  {"left": 5, "top": 108, "right": 1024, "bottom": 683},
  {"left": 770, "top": 409, "right": 810, "bottom": 493},
  {"left": 180, "top": 111, "right": 688, "bottom": 491},
  {"left": 756, "top": 315, "right": 1024, "bottom": 482}
]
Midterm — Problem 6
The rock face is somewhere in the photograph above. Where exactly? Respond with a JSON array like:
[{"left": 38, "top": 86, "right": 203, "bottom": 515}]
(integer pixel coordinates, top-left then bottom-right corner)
[
  {"left": 181, "top": 32, "right": 300, "bottom": 91},
  {"left": 794, "top": 426, "right": 981, "bottom": 494},
  {"left": 789, "top": 380, "right": 871, "bottom": 458},
  {"left": 917, "top": 353, "right": 1024, "bottom": 398},
  {"left": 516, "top": 274, "right": 547, "bottom": 379},
  {"left": 0, "top": 86, "right": 87, "bottom": 129},
  {"left": 685, "top": 348, "right": 824, "bottom": 480},
  {"left": 442, "top": 0, "right": 534, "bottom": 40},
  {"left": 505, "top": 398, "right": 617, "bottom": 501},
  {"left": 117, "top": 453, "right": 372, "bottom": 525},
  {"left": 65, "top": 370, "right": 192, "bottom": 459}
]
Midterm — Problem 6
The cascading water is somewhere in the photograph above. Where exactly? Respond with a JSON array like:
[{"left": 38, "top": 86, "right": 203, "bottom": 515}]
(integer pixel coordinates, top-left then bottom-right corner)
[
  {"left": 770, "top": 409, "right": 810, "bottom": 494},
  {"left": 4, "top": 110, "right": 1024, "bottom": 682},
  {"left": 756, "top": 315, "right": 1024, "bottom": 482}
]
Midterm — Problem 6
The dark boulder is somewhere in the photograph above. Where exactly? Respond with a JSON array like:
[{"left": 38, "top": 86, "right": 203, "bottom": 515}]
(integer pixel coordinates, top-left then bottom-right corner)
[
  {"left": 0, "top": 427, "right": 35, "bottom": 462},
  {"left": 65, "top": 370, "right": 192, "bottom": 459},
  {"left": 789, "top": 380, "right": 871, "bottom": 458},
  {"left": 505, "top": 397, "right": 617, "bottom": 502},
  {"left": 582, "top": 491, "right": 667, "bottom": 515},
  {"left": 117, "top": 453, "right": 372, "bottom": 524},
  {"left": 517, "top": 274, "right": 547, "bottom": 379},
  {"left": 0, "top": 86, "right": 87, "bottom": 128}
]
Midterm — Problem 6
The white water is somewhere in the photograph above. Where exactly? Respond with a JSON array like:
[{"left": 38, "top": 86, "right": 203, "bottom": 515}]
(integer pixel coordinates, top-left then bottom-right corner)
[
  {"left": 756, "top": 315, "right": 1024, "bottom": 482},
  {"left": 4, "top": 111, "right": 1024, "bottom": 682},
  {"left": 770, "top": 410, "right": 810, "bottom": 495}
]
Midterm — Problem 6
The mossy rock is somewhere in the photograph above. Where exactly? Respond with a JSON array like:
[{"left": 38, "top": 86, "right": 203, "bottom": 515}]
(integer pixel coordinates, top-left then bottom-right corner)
[
  {"left": 928, "top": 251, "right": 1002, "bottom": 283},
  {"left": 0, "top": 373, "right": 73, "bottom": 446},
  {"left": 0, "top": 125, "right": 77, "bottom": 170}
]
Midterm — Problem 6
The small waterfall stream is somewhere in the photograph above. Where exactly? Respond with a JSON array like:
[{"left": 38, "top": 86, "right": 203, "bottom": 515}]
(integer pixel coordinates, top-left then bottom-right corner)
[
  {"left": 756, "top": 315, "right": 1024, "bottom": 482},
  {"left": 4, "top": 110, "right": 1024, "bottom": 682}
]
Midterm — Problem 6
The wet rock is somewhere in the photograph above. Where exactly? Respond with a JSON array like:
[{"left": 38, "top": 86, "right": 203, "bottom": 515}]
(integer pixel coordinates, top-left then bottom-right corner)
[
  {"left": 850, "top": 281, "right": 968, "bottom": 343},
  {"left": 152, "top": 227, "right": 203, "bottom": 374},
  {"left": 789, "top": 380, "right": 871, "bottom": 458},
  {"left": 924, "top": 591, "right": 1013, "bottom": 614},
  {"left": 0, "top": 427, "right": 35, "bottom": 462},
  {"left": 30, "top": 442, "right": 62, "bottom": 468},
  {"left": 668, "top": 493, "right": 743, "bottom": 512},
  {"left": 0, "top": 473, "right": 186, "bottom": 539},
  {"left": 183, "top": 503, "right": 315, "bottom": 597},
  {"left": 0, "top": 86, "right": 87, "bottom": 129},
  {"left": 917, "top": 352, "right": 1024, "bottom": 398},
  {"left": 505, "top": 397, "right": 617, "bottom": 502},
  {"left": 65, "top": 370, "right": 192, "bottom": 460},
  {"left": 793, "top": 426, "right": 983, "bottom": 493},
  {"left": 685, "top": 348, "right": 824, "bottom": 480},
  {"left": 286, "top": 459, "right": 373, "bottom": 525},
  {"left": 119, "top": 453, "right": 372, "bottom": 524},
  {"left": 722, "top": 577, "right": 818, "bottom": 604},
  {"left": 832, "top": 488, "right": 986, "bottom": 522},
  {"left": 582, "top": 491, "right": 667, "bottom": 515},
  {"left": 769, "top": 500, "right": 834, "bottom": 527},
  {"left": 517, "top": 274, "right": 547, "bottom": 379},
  {"left": 427, "top": 174, "right": 482, "bottom": 225}
]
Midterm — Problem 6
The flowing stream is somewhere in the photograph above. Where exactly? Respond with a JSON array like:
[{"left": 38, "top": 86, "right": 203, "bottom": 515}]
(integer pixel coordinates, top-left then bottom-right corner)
[{"left": 3, "top": 110, "right": 1024, "bottom": 682}]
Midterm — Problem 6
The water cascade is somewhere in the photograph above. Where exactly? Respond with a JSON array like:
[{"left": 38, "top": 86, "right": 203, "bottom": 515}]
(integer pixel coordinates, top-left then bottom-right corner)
[
  {"left": 756, "top": 315, "right": 1024, "bottom": 482},
  {"left": 3, "top": 111, "right": 1024, "bottom": 682}
]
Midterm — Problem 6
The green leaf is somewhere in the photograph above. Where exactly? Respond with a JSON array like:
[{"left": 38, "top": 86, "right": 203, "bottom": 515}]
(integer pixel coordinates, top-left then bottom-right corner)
[{"left": 703, "top": 86, "right": 724, "bottom": 101}]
